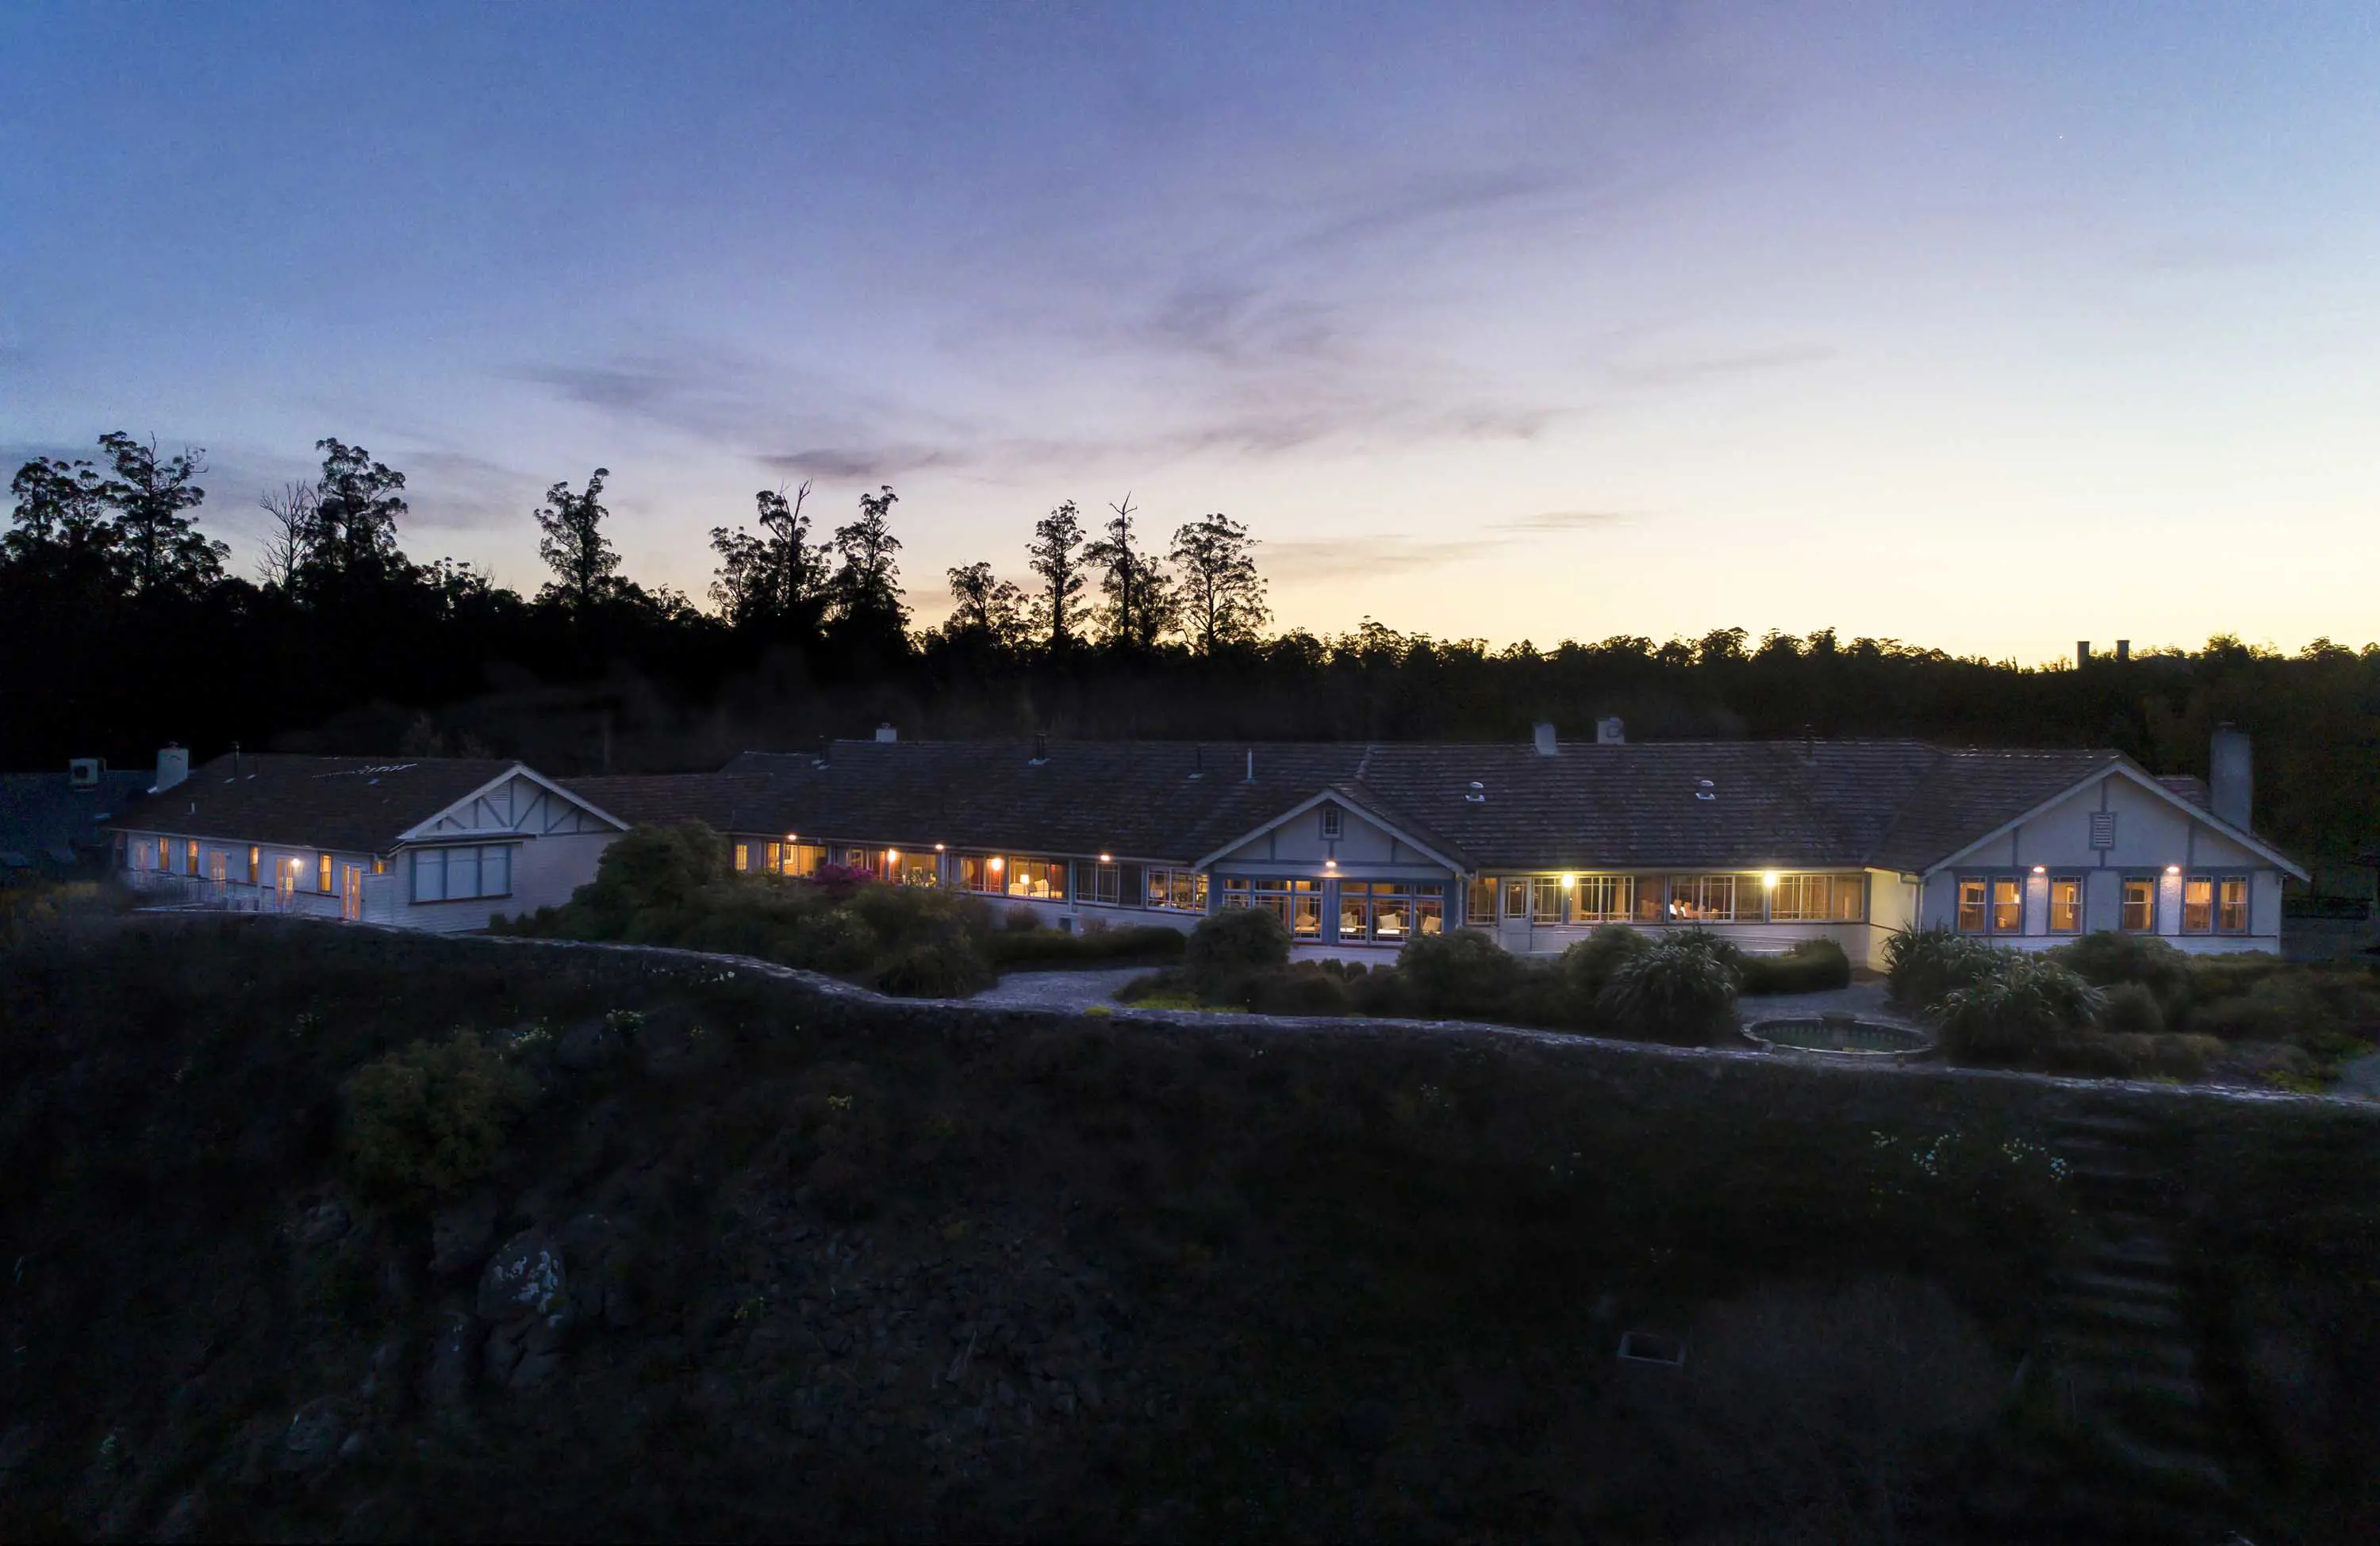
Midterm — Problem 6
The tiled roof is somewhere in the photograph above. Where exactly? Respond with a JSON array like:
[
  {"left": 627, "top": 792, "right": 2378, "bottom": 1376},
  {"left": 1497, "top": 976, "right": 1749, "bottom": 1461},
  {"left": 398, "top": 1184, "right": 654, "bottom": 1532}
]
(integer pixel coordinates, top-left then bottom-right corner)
[
  {"left": 586, "top": 737, "right": 2152, "bottom": 875},
  {"left": 2156, "top": 773, "right": 2212, "bottom": 810},
  {"left": 107, "top": 754, "right": 523, "bottom": 853}
]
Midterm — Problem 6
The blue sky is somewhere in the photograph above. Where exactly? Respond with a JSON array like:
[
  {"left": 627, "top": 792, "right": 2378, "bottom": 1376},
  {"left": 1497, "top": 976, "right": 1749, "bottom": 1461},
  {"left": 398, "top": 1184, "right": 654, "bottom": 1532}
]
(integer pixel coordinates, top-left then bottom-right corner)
[{"left": 4, "top": 2, "right": 2375, "bottom": 658}]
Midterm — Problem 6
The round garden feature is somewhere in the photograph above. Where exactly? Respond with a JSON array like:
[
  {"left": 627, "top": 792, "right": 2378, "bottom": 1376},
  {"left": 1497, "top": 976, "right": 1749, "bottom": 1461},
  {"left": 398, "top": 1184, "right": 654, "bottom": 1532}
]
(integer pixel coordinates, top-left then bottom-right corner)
[{"left": 1744, "top": 1011, "right": 1933, "bottom": 1058}]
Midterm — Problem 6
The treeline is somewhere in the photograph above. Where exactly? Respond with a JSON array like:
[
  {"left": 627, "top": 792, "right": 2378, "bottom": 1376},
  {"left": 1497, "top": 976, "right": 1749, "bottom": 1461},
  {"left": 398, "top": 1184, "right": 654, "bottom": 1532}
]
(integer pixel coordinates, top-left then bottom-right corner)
[{"left": 7, "top": 431, "right": 2378, "bottom": 867}]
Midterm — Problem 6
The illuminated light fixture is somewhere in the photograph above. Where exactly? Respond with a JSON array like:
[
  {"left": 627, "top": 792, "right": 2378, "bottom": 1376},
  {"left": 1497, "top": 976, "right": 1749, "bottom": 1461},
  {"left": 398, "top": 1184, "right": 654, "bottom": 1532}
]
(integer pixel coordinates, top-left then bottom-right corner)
[
  {"left": 886, "top": 848, "right": 900, "bottom": 862},
  {"left": 2166, "top": 864, "right": 2181, "bottom": 875},
  {"left": 988, "top": 857, "right": 1004, "bottom": 871},
  {"left": 1099, "top": 852, "right": 1111, "bottom": 863},
  {"left": 934, "top": 842, "right": 946, "bottom": 852},
  {"left": 1560, "top": 873, "right": 1576, "bottom": 888},
  {"left": 2032, "top": 865, "right": 2046, "bottom": 874},
  {"left": 1761, "top": 870, "right": 1779, "bottom": 889},
  {"left": 1324, "top": 859, "right": 1337, "bottom": 870},
  {"left": 785, "top": 833, "right": 797, "bottom": 842}
]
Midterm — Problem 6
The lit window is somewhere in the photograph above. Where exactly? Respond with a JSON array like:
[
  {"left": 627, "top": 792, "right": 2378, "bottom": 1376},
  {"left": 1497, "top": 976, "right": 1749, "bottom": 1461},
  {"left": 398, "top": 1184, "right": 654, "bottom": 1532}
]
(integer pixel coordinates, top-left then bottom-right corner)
[
  {"left": 1146, "top": 867, "right": 1207, "bottom": 911},
  {"left": 2121, "top": 877, "right": 2157, "bottom": 932},
  {"left": 1221, "top": 878, "right": 1320, "bottom": 936},
  {"left": 1956, "top": 877, "right": 1988, "bottom": 934},
  {"left": 1339, "top": 880, "right": 1444, "bottom": 942},
  {"left": 1465, "top": 876, "right": 1496, "bottom": 923},
  {"left": 155, "top": 836, "right": 168, "bottom": 872},
  {"left": 897, "top": 851, "right": 939, "bottom": 887},
  {"left": 1668, "top": 874, "right": 1738, "bottom": 923},
  {"left": 248, "top": 845, "right": 260, "bottom": 886},
  {"left": 2182, "top": 877, "right": 2215, "bottom": 934},
  {"left": 1573, "top": 874, "right": 1634, "bottom": 923},
  {"left": 317, "top": 854, "right": 332, "bottom": 892},
  {"left": 186, "top": 839, "right": 198, "bottom": 873},
  {"left": 2049, "top": 877, "right": 2083, "bottom": 934},
  {"left": 1769, "top": 874, "right": 1864, "bottom": 923},
  {"left": 1531, "top": 877, "right": 1564, "bottom": 925},
  {"left": 2217, "top": 877, "right": 2248, "bottom": 934},
  {"left": 734, "top": 843, "right": 750, "bottom": 873},
  {"left": 1992, "top": 878, "right": 2022, "bottom": 934},
  {"left": 1004, "top": 857, "right": 1066, "bottom": 900}
]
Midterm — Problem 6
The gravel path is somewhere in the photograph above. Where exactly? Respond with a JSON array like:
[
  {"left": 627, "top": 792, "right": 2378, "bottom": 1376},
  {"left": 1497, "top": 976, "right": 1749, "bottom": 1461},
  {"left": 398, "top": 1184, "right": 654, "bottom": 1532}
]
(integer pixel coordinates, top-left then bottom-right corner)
[{"left": 969, "top": 967, "right": 1154, "bottom": 1010}]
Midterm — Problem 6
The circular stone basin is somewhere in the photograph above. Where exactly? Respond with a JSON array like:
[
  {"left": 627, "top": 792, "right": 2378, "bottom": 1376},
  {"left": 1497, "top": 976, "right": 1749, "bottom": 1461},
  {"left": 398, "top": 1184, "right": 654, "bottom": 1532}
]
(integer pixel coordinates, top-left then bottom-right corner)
[{"left": 1745, "top": 1014, "right": 1933, "bottom": 1057}]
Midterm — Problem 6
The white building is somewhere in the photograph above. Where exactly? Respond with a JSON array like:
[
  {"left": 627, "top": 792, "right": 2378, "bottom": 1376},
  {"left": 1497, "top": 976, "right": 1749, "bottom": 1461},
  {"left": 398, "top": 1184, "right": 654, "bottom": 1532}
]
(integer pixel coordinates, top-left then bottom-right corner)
[{"left": 110, "top": 750, "right": 627, "bottom": 932}]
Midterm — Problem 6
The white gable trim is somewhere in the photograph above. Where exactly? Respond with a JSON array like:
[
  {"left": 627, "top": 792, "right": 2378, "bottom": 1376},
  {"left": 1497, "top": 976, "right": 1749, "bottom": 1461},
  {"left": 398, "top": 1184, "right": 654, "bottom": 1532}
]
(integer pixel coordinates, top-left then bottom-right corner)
[
  {"left": 1191, "top": 787, "right": 1468, "bottom": 874},
  {"left": 394, "top": 764, "right": 631, "bottom": 845},
  {"left": 1925, "top": 761, "right": 2307, "bottom": 880}
]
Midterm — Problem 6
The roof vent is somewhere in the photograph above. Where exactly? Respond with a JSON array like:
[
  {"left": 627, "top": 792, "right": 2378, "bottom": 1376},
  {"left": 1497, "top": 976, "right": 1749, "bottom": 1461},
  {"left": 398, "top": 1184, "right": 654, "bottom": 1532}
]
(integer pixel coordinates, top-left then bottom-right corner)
[
  {"left": 1595, "top": 716, "right": 1625, "bottom": 746},
  {"left": 1029, "top": 732, "right": 1049, "bottom": 766},
  {"left": 1465, "top": 780, "right": 1487, "bottom": 804},
  {"left": 67, "top": 757, "right": 102, "bottom": 789},
  {"left": 1695, "top": 778, "right": 1716, "bottom": 803},
  {"left": 1532, "top": 721, "right": 1558, "bottom": 756},
  {"left": 874, "top": 722, "right": 898, "bottom": 742}
]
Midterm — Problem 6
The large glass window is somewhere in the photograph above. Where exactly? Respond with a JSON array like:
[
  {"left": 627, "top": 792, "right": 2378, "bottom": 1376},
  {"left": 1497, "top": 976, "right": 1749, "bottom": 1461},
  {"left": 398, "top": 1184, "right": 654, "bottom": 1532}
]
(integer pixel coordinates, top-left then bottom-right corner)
[
  {"left": 1146, "top": 867, "right": 1207, "bottom": 911},
  {"left": 962, "top": 855, "right": 998, "bottom": 892},
  {"left": 2217, "top": 877, "right": 2249, "bottom": 934},
  {"left": 1004, "top": 857, "right": 1067, "bottom": 900},
  {"left": 1634, "top": 879, "right": 1668, "bottom": 923},
  {"left": 1573, "top": 874, "right": 1634, "bottom": 923},
  {"left": 2049, "top": 877, "right": 2083, "bottom": 934},
  {"left": 1668, "top": 874, "right": 1739, "bottom": 922},
  {"left": 1530, "top": 877, "right": 1564, "bottom": 925},
  {"left": 409, "top": 845, "right": 513, "bottom": 903},
  {"left": 2182, "top": 877, "right": 2215, "bottom": 934},
  {"left": 1078, "top": 860, "right": 1122, "bottom": 905},
  {"left": 734, "top": 842, "right": 750, "bottom": 873},
  {"left": 2121, "top": 877, "right": 2157, "bottom": 932},
  {"left": 1222, "top": 878, "right": 1320, "bottom": 937},
  {"left": 1465, "top": 876, "right": 1496, "bottom": 924},
  {"left": 1992, "top": 877, "right": 2023, "bottom": 934},
  {"left": 894, "top": 850, "right": 939, "bottom": 887},
  {"left": 1768, "top": 873, "right": 1864, "bottom": 923},
  {"left": 1340, "top": 881, "right": 1445, "bottom": 943}
]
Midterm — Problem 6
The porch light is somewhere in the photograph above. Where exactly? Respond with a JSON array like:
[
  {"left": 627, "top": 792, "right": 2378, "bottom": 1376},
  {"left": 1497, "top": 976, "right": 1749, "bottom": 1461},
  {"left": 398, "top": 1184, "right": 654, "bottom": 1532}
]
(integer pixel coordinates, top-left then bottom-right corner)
[
  {"left": 887, "top": 849, "right": 900, "bottom": 863},
  {"left": 988, "top": 857, "right": 1004, "bottom": 872},
  {"left": 2166, "top": 864, "right": 2181, "bottom": 874},
  {"left": 2032, "top": 865, "right": 2046, "bottom": 874},
  {"left": 934, "top": 842, "right": 946, "bottom": 851},
  {"left": 1099, "top": 853, "right": 1111, "bottom": 863},
  {"left": 1560, "top": 873, "right": 1576, "bottom": 888},
  {"left": 1761, "top": 871, "right": 1779, "bottom": 889},
  {"left": 1324, "top": 859, "right": 1337, "bottom": 870}
]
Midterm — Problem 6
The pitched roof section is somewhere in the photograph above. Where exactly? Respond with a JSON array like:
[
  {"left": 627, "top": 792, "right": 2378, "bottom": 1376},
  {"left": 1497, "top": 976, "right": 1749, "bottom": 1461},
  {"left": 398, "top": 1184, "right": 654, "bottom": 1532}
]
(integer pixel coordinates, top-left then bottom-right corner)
[
  {"left": 1865, "top": 748, "right": 2131, "bottom": 873},
  {"left": 0, "top": 769, "right": 150, "bottom": 869},
  {"left": 107, "top": 754, "right": 525, "bottom": 853}
]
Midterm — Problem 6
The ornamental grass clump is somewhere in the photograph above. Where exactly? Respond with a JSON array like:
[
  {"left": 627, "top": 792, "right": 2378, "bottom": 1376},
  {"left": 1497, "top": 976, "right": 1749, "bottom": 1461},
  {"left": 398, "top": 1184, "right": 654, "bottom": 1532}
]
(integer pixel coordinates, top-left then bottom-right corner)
[
  {"left": 1883, "top": 926, "right": 2007, "bottom": 1011},
  {"left": 1595, "top": 930, "right": 1742, "bottom": 1044},
  {"left": 1934, "top": 954, "right": 2104, "bottom": 1066}
]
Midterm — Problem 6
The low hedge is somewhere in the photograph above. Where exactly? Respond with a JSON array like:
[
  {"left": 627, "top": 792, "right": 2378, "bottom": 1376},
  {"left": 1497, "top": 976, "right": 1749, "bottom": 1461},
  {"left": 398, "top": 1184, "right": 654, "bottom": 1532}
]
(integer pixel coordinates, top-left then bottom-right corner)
[{"left": 1739, "top": 938, "right": 1852, "bottom": 996}]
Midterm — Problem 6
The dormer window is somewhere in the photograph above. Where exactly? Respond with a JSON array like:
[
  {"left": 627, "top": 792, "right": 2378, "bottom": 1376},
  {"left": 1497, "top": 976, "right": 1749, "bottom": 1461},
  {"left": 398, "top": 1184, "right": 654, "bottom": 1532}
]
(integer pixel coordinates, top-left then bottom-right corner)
[{"left": 1320, "top": 805, "right": 1343, "bottom": 840}]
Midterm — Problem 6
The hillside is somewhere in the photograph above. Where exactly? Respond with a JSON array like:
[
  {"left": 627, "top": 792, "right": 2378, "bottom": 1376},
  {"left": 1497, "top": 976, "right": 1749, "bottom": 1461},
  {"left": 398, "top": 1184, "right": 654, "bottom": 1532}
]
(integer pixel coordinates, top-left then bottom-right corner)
[{"left": 2, "top": 917, "right": 2376, "bottom": 1542}]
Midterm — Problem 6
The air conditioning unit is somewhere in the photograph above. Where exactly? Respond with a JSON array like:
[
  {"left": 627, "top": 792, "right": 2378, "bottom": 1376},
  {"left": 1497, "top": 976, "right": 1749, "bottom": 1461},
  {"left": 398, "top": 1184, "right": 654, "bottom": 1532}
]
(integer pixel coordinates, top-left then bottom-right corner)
[{"left": 68, "top": 758, "right": 103, "bottom": 789}]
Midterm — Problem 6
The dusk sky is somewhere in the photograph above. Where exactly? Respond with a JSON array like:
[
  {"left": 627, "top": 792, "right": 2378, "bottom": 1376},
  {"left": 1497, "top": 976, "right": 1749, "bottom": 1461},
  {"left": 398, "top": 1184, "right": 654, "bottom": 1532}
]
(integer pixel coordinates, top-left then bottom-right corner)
[{"left": 5, "top": 2, "right": 2375, "bottom": 661}]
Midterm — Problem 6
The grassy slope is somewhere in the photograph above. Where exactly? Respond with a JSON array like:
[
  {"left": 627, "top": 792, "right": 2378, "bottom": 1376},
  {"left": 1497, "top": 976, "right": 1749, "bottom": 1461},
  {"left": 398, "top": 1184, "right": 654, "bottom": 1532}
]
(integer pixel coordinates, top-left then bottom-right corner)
[{"left": 0, "top": 919, "right": 2374, "bottom": 1541}]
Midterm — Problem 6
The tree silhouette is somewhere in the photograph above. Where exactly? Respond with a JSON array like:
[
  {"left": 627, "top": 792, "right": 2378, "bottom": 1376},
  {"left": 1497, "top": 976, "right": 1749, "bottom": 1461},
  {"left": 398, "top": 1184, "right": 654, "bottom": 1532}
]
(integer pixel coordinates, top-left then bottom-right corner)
[
  {"left": 303, "top": 439, "right": 409, "bottom": 589},
  {"left": 942, "top": 560, "right": 1028, "bottom": 647},
  {"left": 711, "top": 481, "right": 830, "bottom": 638},
  {"left": 828, "top": 484, "right": 908, "bottom": 653},
  {"left": 1084, "top": 492, "right": 1173, "bottom": 649},
  {"left": 96, "top": 432, "right": 224, "bottom": 596},
  {"left": 534, "top": 467, "right": 620, "bottom": 612},
  {"left": 1026, "top": 500, "right": 1088, "bottom": 648},
  {"left": 1169, "top": 512, "right": 1268, "bottom": 653}
]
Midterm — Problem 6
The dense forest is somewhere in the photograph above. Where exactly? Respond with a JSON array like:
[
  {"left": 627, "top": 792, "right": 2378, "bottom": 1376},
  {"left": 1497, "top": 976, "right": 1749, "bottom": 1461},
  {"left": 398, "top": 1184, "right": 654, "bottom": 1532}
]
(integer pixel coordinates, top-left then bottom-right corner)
[{"left": 8, "top": 431, "right": 2378, "bottom": 870}]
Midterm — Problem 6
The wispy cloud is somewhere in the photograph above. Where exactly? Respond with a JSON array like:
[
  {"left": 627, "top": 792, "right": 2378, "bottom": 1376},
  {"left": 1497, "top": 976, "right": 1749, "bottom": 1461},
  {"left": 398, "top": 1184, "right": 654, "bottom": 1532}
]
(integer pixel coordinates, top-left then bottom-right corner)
[
  {"left": 1609, "top": 343, "right": 1837, "bottom": 389},
  {"left": 1267, "top": 535, "right": 1488, "bottom": 581},
  {"left": 1488, "top": 509, "right": 1633, "bottom": 532}
]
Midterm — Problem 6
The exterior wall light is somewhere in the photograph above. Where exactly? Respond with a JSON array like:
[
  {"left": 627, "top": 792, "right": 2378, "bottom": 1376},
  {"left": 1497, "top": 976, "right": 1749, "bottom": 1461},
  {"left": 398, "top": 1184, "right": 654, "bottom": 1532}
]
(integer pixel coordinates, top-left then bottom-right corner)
[
  {"left": 1560, "top": 873, "right": 1576, "bottom": 888},
  {"left": 886, "top": 849, "right": 900, "bottom": 863},
  {"left": 933, "top": 842, "right": 946, "bottom": 852},
  {"left": 1099, "top": 853, "right": 1111, "bottom": 863},
  {"left": 2166, "top": 864, "right": 2182, "bottom": 874},
  {"left": 2032, "top": 865, "right": 2047, "bottom": 874},
  {"left": 1761, "top": 870, "right": 1779, "bottom": 888},
  {"left": 988, "top": 857, "right": 1004, "bottom": 871},
  {"left": 1324, "top": 859, "right": 1337, "bottom": 870},
  {"left": 785, "top": 833, "right": 797, "bottom": 842}
]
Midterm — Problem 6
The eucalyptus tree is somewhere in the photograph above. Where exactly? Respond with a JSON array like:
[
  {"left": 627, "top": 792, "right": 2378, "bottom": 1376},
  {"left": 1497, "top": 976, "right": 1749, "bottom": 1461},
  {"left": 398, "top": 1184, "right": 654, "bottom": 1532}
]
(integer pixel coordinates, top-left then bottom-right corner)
[
  {"left": 1025, "top": 499, "right": 1088, "bottom": 648},
  {"left": 1083, "top": 492, "right": 1174, "bottom": 649},
  {"left": 710, "top": 480, "right": 831, "bottom": 636},
  {"left": 533, "top": 467, "right": 620, "bottom": 612},
  {"left": 1169, "top": 512, "right": 1269, "bottom": 653},
  {"left": 828, "top": 484, "right": 908, "bottom": 651},
  {"left": 96, "top": 432, "right": 226, "bottom": 596},
  {"left": 302, "top": 438, "right": 410, "bottom": 589},
  {"left": 942, "top": 560, "right": 1029, "bottom": 648}
]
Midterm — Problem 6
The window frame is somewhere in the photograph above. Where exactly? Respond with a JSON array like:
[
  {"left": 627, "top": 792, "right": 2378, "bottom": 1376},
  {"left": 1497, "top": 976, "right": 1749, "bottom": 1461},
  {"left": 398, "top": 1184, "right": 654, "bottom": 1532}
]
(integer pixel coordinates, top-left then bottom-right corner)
[
  {"left": 409, "top": 844, "right": 515, "bottom": 904},
  {"left": 248, "top": 844, "right": 261, "bottom": 886},
  {"left": 1319, "top": 804, "right": 1343, "bottom": 840},
  {"left": 2048, "top": 875, "right": 2084, "bottom": 934},
  {"left": 1668, "top": 873, "right": 1739, "bottom": 923},
  {"left": 1145, "top": 866, "right": 1207, "bottom": 912},
  {"left": 1768, "top": 873, "right": 1865, "bottom": 923},
  {"left": 317, "top": 853, "right": 333, "bottom": 892},
  {"left": 1573, "top": 873, "right": 1634, "bottom": 924},
  {"left": 2120, "top": 875, "right": 2159, "bottom": 933},
  {"left": 2217, "top": 875, "right": 2250, "bottom": 935}
]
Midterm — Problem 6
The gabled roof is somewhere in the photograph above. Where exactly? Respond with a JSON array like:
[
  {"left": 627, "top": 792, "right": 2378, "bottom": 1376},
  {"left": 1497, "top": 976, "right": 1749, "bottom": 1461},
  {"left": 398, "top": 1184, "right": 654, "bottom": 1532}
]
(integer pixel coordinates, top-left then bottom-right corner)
[
  {"left": 1913, "top": 758, "right": 2309, "bottom": 880},
  {"left": 1189, "top": 782, "right": 1474, "bottom": 873},
  {"left": 108, "top": 754, "right": 533, "bottom": 853},
  {"left": 1866, "top": 748, "right": 2129, "bottom": 873}
]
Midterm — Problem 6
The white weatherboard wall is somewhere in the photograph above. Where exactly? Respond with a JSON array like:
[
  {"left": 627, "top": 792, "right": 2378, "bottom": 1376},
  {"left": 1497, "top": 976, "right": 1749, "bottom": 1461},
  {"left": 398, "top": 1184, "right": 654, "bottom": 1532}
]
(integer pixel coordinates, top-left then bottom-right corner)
[
  {"left": 391, "top": 773, "right": 623, "bottom": 934},
  {"left": 1918, "top": 770, "right": 2289, "bottom": 954}
]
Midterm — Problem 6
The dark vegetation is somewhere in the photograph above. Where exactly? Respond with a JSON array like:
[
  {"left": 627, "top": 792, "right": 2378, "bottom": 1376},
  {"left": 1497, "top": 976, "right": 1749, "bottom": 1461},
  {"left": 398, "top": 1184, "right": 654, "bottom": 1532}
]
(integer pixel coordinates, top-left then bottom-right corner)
[
  {"left": 1125, "top": 915, "right": 1845, "bottom": 1045},
  {"left": 9, "top": 433, "right": 2379, "bottom": 887},
  {"left": 2, "top": 913, "right": 2376, "bottom": 1540},
  {"left": 1887, "top": 928, "right": 2380, "bottom": 1085},
  {"left": 496, "top": 822, "right": 1183, "bottom": 997}
]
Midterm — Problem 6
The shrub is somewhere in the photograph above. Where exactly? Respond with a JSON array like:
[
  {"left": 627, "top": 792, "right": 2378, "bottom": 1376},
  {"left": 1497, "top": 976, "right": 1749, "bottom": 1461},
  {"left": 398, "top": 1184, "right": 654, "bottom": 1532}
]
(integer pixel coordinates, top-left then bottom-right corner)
[
  {"left": 2097, "top": 981, "right": 2167, "bottom": 1037},
  {"left": 566, "top": 822, "right": 729, "bottom": 937},
  {"left": 1397, "top": 928, "right": 1525, "bottom": 1017},
  {"left": 875, "top": 936, "right": 996, "bottom": 998},
  {"left": 1348, "top": 965, "right": 1419, "bottom": 1018},
  {"left": 2191, "top": 969, "right": 2380, "bottom": 1059},
  {"left": 1596, "top": 931, "right": 1741, "bottom": 1044},
  {"left": 1003, "top": 903, "right": 1042, "bottom": 934},
  {"left": 1251, "top": 963, "right": 1355, "bottom": 1017},
  {"left": 1184, "top": 907, "right": 1292, "bottom": 989},
  {"left": 1740, "top": 938, "right": 1852, "bottom": 996},
  {"left": 986, "top": 924, "right": 1188, "bottom": 969},
  {"left": 2055, "top": 1030, "right": 2225, "bottom": 1081},
  {"left": 1559, "top": 925, "right": 1649, "bottom": 1003},
  {"left": 1935, "top": 955, "right": 2103, "bottom": 1066},
  {"left": 344, "top": 1035, "right": 536, "bottom": 1206},
  {"left": 1883, "top": 927, "right": 2006, "bottom": 1011},
  {"left": 2050, "top": 931, "right": 2194, "bottom": 1023},
  {"left": 785, "top": 908, "right": 880, "bottom": 973}
]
